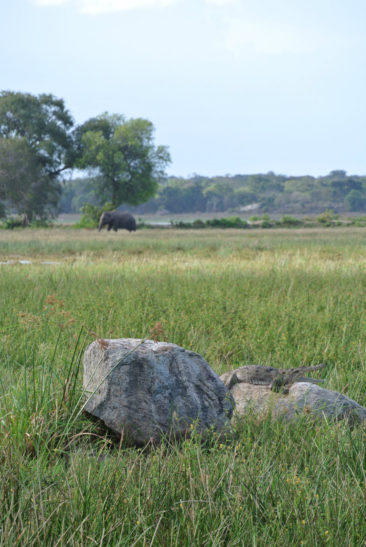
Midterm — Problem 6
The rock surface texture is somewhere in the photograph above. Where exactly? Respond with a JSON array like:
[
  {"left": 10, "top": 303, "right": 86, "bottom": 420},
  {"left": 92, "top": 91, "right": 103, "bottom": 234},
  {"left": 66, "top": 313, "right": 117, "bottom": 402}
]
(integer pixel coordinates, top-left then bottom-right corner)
[
  {"left": 220, "top": 364, "right": 327, "bottom": 393},
  {"left": 220, "top": 366, "right": 366, "bottom": 425},
  {"left": 83, "top": 338, "right": 234, "bottom": 445}
]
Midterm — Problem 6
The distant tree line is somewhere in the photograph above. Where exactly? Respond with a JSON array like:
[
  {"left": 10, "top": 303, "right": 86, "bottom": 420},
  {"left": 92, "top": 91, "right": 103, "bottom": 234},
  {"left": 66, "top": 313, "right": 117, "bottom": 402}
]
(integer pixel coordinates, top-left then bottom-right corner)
[
  {"left": 0, "top": 91, "right": 170, "bottom": 221},
  {"left": 60, "top": 170, "right": 366, "bottom": 216},
  {"left": 1, "top": 90, "right": 366, "bottom": 221}
]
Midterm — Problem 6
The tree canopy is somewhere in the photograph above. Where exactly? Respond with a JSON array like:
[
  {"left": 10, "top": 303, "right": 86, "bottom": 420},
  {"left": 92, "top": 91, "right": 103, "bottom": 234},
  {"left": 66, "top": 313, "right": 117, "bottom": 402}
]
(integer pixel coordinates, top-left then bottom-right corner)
[
  {"left": 3, "top": 89, "right": 366, "bottom": 222},
  {"left": 0, "top": 91, "right": 74, "bottom": 177},
  {"left": 0, "top": 137, "right": 61, "bottom": 220},
  {"left": 0, "top": 92, "right": 171, "bottom": 220},
  {"left": 75, "top": 113, "right": 171, "bottom": 208},
  {"left": 0, "top": 91, "right": 74, "bottom": 219},
  {"left": 60, "top": 171, "right": 366, "bottom": 216}
]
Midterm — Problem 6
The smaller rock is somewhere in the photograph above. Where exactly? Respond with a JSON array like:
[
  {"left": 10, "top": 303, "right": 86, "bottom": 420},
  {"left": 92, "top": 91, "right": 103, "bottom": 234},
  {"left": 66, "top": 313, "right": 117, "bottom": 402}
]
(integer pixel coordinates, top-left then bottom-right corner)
[
  {"left": 220, "top": 363, "right": 327, "bottom": 393},
  {"left": 275, "top": 382, "right": 366, "bottom": 425},
  {"left": 221, "top": 366, "right": 366, "bottom": 426}
]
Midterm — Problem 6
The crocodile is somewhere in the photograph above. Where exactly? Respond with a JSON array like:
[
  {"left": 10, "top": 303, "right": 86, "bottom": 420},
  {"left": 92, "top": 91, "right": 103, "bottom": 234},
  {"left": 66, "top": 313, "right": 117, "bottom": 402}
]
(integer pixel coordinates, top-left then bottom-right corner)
[{"left": 221, "top": 363, "right": 327, "bottom": 394}]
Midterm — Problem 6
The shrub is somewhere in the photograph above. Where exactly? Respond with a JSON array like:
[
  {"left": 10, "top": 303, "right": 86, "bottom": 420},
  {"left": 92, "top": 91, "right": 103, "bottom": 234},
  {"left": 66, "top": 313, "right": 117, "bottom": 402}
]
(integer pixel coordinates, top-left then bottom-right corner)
[
  {"left": 3, "top": 216, "right": 28, "bottom": 229},
  {"left": 316, "top": 210, "right": 339, "bottom": 226},
  {"left": 280, "top": 215, "right": 303, "bottom": 227},
  {"left": 260, "top": 219, "right": 275, "bottom": 228},
  {"left": 76, "top": 202, "right": 114, "bottom": 229},
  {"left": 170, "top": 220, "right": 192, "bottom": 229},
  {"left": 351, "top": 216, "right": 366, "bottom": 227},
  {"left": 192, "top": 219, "right": 206, "bottom": 229},
  {"left": 249, "top": 214, "right": 270, "bottom": 222},
  {"left": 30, "top": 218, "right": 52, "bottom": 228},
  {"left": 206, "top": 217, "right": 248, "bottom": 229}
]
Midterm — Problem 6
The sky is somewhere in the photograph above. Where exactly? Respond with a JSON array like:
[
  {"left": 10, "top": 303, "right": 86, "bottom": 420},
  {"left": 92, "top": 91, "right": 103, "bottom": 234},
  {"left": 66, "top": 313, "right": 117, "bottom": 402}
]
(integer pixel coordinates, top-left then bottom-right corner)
[{"left": 1, "top": 0, "right": 366, "bottom": 177}]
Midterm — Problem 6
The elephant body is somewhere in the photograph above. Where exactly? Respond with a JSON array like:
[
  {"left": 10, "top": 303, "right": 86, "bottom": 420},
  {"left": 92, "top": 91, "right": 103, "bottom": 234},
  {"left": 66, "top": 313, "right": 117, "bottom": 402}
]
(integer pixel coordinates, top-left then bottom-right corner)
[{"left": 98, "top": 211, "right": 137, "bottom": 232}]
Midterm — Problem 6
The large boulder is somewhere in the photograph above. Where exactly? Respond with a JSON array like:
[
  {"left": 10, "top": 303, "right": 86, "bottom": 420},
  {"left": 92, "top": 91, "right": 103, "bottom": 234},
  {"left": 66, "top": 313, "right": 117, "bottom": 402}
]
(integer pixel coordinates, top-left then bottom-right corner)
[
  {"left": 83, "top": 338, "right": 234, "bottom": 445},
  {"left": 220, "top": 366, "right": 366, "bottom": 426}
]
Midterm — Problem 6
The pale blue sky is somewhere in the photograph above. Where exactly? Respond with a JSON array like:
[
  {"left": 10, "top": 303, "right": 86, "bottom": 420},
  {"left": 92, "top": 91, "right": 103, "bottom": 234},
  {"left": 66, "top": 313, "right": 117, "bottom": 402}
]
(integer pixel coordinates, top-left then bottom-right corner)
[{"left": 1, "top": 0, "right": 366, "bottom": 177}]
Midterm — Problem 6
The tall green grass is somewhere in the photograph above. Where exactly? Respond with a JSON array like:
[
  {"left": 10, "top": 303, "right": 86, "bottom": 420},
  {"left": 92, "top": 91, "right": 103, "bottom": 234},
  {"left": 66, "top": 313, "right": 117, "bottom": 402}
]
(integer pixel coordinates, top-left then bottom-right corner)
[
  {"left": 2, "top": 226, "right": 366, "bottom": 259},
  {"left": 0, "top": 228, "right": 365, "bottom": 545}
]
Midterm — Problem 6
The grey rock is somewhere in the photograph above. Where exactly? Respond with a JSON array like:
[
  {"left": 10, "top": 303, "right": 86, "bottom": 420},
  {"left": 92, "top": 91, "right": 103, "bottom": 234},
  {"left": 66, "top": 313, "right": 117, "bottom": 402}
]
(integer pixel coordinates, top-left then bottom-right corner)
[
  {"left": 220, "top": 364, "right": 327, "bottom": 393},
  {"left": 275, "top": 383, "right": 366, "bottom": 424},
  {"left": 83, "top": 338, "right": 234, "bottom": 445},
  {"left": 221, "top": 366, "right": 366, "bottom": 425}
]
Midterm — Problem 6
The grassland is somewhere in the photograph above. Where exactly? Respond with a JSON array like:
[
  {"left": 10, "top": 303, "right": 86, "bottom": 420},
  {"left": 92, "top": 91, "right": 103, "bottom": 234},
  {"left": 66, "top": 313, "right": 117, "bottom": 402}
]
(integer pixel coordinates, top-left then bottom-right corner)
[{"left": 0, "top": 228, "right": 365, "bottom": 545}]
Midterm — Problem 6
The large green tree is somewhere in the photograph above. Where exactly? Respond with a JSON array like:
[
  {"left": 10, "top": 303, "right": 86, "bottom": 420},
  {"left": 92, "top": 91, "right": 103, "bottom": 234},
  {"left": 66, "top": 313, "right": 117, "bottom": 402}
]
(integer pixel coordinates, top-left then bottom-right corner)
[
  {"left": 0, "top": 91, "right": 74, "bottom": 219},
  {"left": 0, "top": 137, "right": 65, "bottom": 220},
  {"left": 75, "top": 113, "right": 170, "bottom": 207}
]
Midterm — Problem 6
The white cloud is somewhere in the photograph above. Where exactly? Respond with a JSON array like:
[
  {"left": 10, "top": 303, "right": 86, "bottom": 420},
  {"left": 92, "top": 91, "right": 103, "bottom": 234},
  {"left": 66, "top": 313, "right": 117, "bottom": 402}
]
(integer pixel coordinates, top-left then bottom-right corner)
[
  {"left": 225, "top": 19, "right": 328, "bottom": 56},
  {"left": 78, "top": 0, "right": 177, "bottom": 13},
  {"left": 33, "top": 0, "right": 69, "bottom": 5},
  {"left": 205, "top": 0, "right": 238, "bottom": 5},
  {"left": 32, "top": 0, "right": 178, "bottom": 12},
  {"left": 32, "top": 0, "right": 238, "bottom": 12}
]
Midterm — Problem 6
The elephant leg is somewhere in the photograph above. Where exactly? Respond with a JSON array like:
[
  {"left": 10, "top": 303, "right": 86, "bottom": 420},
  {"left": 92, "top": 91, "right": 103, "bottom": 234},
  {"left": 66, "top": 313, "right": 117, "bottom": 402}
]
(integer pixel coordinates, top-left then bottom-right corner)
[{"left": 107, "top": 224, "right": 112, "bottom": 231}]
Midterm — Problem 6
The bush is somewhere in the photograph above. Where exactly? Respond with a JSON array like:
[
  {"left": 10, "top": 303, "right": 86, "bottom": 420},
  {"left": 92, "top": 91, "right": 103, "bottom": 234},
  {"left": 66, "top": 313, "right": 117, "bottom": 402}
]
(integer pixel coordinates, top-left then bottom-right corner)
[
  {"left": 170, "top": 217, "right": 248, "bottom": 229},
  {"left": 3, "top": 215, "right": 28, "bottom": 229},
  {"left": 206, "top": 217, "right": 248, "bottom": 229},
  {"left": 280, "top": 215, "right": 303, "bottom": 227},
  {"left": 30, "top": 218, "right": 52, "bottom": 228},
  {"left": 260, "top": 219, "right": 275, "bottom": 228},
  {"left": 316, "top": 210, "right": 339, "bottom": 227},
  {"left": 351, "top": 216, "right": 366, "bottom": 227},
  {"left": 170, "top": 220, "right": 192, "bottom": 229},
  {"left": 75, "top": 202, "right": 114, "bottom": 229},
  {"left": 249, "top": 214, "right": 270, "bottom": 222},
  {"left": 192, "top": 219, "right": 206, "bottom": 229}
]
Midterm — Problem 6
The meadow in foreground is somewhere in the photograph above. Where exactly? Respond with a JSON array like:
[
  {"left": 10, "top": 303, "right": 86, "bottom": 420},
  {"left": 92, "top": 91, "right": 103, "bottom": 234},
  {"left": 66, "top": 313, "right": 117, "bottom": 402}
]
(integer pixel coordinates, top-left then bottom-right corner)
[{"left": 0, "top": 228, "right": 365, "bottom": 545}]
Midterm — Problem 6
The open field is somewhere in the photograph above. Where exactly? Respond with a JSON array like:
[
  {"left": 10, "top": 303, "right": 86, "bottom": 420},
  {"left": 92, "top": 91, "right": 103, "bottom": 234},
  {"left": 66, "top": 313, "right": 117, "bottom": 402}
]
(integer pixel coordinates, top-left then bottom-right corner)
[{"left": 0, "top": 228, "right": 365, "bottom": 545}]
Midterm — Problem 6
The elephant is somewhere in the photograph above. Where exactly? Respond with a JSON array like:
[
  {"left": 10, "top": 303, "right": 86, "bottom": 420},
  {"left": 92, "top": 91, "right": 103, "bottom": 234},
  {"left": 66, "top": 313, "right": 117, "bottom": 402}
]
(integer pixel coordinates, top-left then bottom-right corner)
[{"left": 98, "top": 211, "right": 137, "bottom": 232}]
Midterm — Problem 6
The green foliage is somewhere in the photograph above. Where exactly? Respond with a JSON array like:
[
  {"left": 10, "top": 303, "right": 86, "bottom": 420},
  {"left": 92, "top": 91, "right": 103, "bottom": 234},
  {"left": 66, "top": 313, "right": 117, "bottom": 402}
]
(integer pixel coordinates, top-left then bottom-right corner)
[
  {"left": 160, "top": 181, "right": 206, "bottom": 213},
  {"left": 2, "top": 215, "right": 27, "bottom": 229},
  {"left": 260, "top": 219, "right": 275, "bottom": 228},
  {"left": 352, "top": 216, "right": 366, "bottom": 227},
  {"left": 0, "top": 137, "right": 62, "bottom": 220},
  {"left": 249, "top": 214, "right": 270, "bottom": 221},
  {"left": 58, "top": 177, "right": 100, "bottom": 213},
  {"left": 192, "top": 219, "right": 206, "bottom": 228},
  {"left": 0, "top": 199, "right": 6, "bottom": 219},
  {"left": 345, "top": 189, "right": 366, "bottom": 211},
  {"left": 206, "top": 216, "right": 248, "bottom": 228},
  {"left": 74, "top": 113, "right": 171, "bottom": 208},
  {"left": 30, "top": 218, "right": 53, "bottom": 228},
  {"left": 171, "top": 217, "right": 249, "bottom": 229},
  {"left": 76, "top": 201, "right": 114, "bottom": 229},
  {"left": 0, "top": 91, "right": 170, "bottom": 220},
  {"left": 0, "top": 91, "right": 74, "bottom": 220},
  {"left": 315, "top": 210, "right": 340, "bottom": 226},
  {"left": 280, "top": 215, "right": 303, "bottom": 227},
  {"left": 60, "top": 170, "right": 366, "bottom": 216},
  {"left": 0, "top": 91, "right": 74, "bottom": 176}
]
